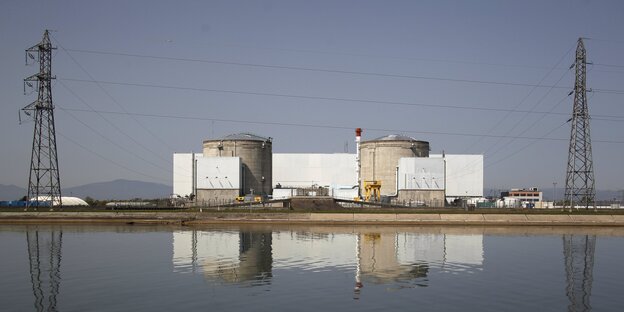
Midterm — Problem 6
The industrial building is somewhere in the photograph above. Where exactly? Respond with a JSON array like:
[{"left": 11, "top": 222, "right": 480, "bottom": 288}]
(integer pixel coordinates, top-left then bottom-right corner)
[
  {"left": 173, "top": 130, "right": 483, "bottom": 206},
  {"left": 500, "top": 188, "right": 543, "bottom": 208},
  {"left": 272, "top": 153, "right": 358, "bottom": 200},
  {"left": 174, "top": 133, "right": 272, "bottom": 204}
]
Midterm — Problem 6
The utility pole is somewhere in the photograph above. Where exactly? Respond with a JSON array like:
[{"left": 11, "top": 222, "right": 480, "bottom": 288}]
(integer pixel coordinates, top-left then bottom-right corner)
[
  {"left": 564, "top": 38, "right": 596, "bottom": 212},
  {"left": 22, "top": 30, "right": 62, "bottom": 209},
  {"left": 553, "top": 182, "right": 557, "bottom": 208}
]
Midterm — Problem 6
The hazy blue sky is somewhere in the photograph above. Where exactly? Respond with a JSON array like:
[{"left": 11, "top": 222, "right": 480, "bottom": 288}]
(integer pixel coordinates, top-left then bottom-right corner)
[{"left": 1, "top": 0, "right": 623, "bottom": 191}]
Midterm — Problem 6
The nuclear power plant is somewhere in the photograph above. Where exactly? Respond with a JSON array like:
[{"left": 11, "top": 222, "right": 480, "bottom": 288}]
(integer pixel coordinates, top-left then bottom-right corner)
[{"left": 173, "top": 128, "right": 483, "bottom": 207}]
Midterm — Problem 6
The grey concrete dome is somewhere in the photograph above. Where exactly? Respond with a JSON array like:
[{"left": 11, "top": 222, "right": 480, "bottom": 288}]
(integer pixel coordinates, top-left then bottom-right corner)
[
  {"left": 204, "top": 133, "right": 271, "bottom": 143},
  {"left": 202, "top": 133, "right": 272, "bottom": 196},
  {"left": 360, "top": 134, "right": 430, "bottom": 196},
  {"left": 365, "top": 134, "right": 426, "bottom": 143}
]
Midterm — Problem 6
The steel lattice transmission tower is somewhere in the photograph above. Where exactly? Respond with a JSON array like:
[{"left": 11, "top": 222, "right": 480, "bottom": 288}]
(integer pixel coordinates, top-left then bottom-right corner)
[
  {"left": 22, "top": 30, "right": 62, "bottom": 209},
  {"left": 564, "top": 38, "right": 595, "bottom": 211}
]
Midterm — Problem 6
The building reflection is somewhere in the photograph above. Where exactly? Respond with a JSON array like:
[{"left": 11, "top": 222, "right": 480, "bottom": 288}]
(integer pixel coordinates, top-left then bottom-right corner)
[
  {"left": 563, "top": 235, "right": 595, "bottom": 312},
  {"left": 356, "top": 233, "right": 428, "bottom": 286},
  {"left": 26, "top": 229, "right": 62, "bottom": 312},
  {"left": 234, "top": 232, "right": 273, "bottom": 284},
  {"left": 173, "top": 230, "right": 273, "bottom": 285},
  {"left": 353, "top": 232, "right": 483, "bottom": 298},
  {"left": 172, "top": 228, "right": 483, "bottom": 294}
]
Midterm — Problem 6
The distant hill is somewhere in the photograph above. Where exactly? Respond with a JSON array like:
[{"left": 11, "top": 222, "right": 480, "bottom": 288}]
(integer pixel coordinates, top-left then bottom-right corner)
[
  {"left": 0, "top": 180, "right": 171, "bottom": 201},
  {"left": 0, "top": 184, "right": 27, "bottom": 201},
  {"left": 64, "top": 179, "right": 172, "bottom": 200}
]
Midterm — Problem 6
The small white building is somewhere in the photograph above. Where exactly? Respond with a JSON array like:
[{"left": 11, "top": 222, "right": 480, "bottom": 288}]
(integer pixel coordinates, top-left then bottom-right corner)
[{"left": 502, "top": 188, "right": 543, "bottom": 208}]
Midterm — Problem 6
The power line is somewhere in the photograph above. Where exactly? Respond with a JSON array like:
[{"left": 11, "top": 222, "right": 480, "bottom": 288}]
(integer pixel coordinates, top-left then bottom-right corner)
[
  {"left": 63, "top": 49, "right": 601, "bottom": 90},
  {"left": 486, "top": 120, "right": 569, "bottom": 170},
  {"left": 57, "top": 106, "right": 624, "bottom": 144},
  {"left": 587, "top": 37, "right": 624, "bottom": 45},
  {"left": 56, "top": 80, "right": 173, "bottom": 169},
  {"left": 52, "top": 35, "right": 178, "bottom": 163},
  {"left": 198, "top": 43, "right": 560, "bottom": 70},
  {"left": 58, "top": 81, "right": 193, "bottom": 176},
  {"left": 466, "top": 44, "right": 574, "bottom": 153},
  {"left": 67, "top": 46, "right": 624, "bottom": 77},
  {"left": 487, "top": 93, "right": 571, "bottom": 160},
  {"left": 56, "top": 130, "right": 167, "bottom": 183},
  {"left": 57, "top": 103, "right": 172, "bottom": 174},
  {"left": 58, "top": 77, "right": 624, "bottom": 120},
  {"left": 480, "top": 60, "right": 573, "bottom": 157},
  {"left": 593, "top": 63, "right": 624, "bottom": 69},
  {"left": 593, "top": 89, "right": 624, "bottom": 95}
]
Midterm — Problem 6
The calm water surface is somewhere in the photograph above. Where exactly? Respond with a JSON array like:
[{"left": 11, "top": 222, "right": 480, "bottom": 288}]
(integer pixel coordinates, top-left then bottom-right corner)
[{"left": 1, "top": 224, "right": 624, "bottom": 312}]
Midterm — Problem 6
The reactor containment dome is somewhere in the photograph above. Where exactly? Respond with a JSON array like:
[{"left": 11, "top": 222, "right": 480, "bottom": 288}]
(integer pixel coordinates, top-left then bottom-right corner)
[
  {"left": 202, "top": 133, "right": 272, "bottom": 196},
  {"left": 360, "top": 134, "right": 430, "bottom": 196}
]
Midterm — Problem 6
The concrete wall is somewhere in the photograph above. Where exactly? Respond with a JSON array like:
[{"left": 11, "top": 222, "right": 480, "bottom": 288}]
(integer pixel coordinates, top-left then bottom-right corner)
[
  {"left": 431, "top": 154, "right": 483, "bottom": 197},
  {"left": 173, "top": 154, "right": 240, "bottom": 200},
  {"left": 330, "top": 188, "right": 359, "bottom": 200},
  {"left": 272, "top": 153, "right": 357, "bottom": 188},
  {"left": 273, "top": 188, "right": 297, "bottom": 200},
  {"left": 203, "top": 140, "right": 272, "bottom": 196},
  {"left": 397, "top": 190, "right": 445, "bottom": 205},
  {"left": 173, "top": 153, "right": 202, "bottom": 197},
  {"left": 196, "top": 189, "right": 239, "bottom": 204},
  {"left": 398, "top": 157, "right": 445, "bottom": 190},
  {"left": 196, "top": 157, "right": 240, "bottom": 190}
]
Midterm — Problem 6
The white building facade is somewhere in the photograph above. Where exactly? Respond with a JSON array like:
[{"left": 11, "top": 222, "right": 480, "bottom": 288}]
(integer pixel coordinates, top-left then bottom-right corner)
[{"left": 173, "top": 152, "right": 483, "bottom": 205}]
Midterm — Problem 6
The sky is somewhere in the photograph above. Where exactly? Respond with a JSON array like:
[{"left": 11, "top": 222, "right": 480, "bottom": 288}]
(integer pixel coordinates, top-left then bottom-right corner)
[{"left": 1, "top": 0, "right": 623, "bottom": 191}]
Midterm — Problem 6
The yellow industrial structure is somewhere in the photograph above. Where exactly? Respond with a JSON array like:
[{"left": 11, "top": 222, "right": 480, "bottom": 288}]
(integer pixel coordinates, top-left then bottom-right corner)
[{"left": 364, "top": 180, "right": 382, "bottom": 202}]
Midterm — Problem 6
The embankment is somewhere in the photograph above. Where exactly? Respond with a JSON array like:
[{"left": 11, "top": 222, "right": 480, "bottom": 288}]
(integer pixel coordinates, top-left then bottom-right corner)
[{"left": 2, "top": 211, "right": 624, "bottom": 226}]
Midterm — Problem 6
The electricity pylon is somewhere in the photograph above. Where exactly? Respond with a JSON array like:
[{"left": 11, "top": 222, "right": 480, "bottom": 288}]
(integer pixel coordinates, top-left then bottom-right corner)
[
  {"left": 564, "top": 38, "right": 595, "bottom": 211},
  {"left": 22, "top": 30, "right": 62, "bottom": 209}
]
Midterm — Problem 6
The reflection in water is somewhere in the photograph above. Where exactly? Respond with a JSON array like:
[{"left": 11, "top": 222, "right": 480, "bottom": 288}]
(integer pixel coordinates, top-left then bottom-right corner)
[
  {"left": 356, "top": 233, "right": 429, "bottom": 285},
  {"left": 1, "top": 225, "right": 617, "bottom": 310},
  {"left": 173, "top": 228, "right": 483, "bottom": 296},
  {"left": 353, "top": 232, "right": 483, "bottom": 298},
  {"left": 26, "top": 230, "right": 62, "bottom": 312},
  {"left": 236, "top": 232, "right": 273, "bottom": 285},
  {"left": 563, "top": 235, "right": 596, "bottom": 312},
  {"left": 173, "top": 230, "right": 273, "bottom": 285}
]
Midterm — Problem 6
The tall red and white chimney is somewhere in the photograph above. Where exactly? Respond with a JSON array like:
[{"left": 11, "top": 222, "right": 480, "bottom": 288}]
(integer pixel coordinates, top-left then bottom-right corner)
[{"left": 355, "top": 128, "right": 362, "bottom": 194}]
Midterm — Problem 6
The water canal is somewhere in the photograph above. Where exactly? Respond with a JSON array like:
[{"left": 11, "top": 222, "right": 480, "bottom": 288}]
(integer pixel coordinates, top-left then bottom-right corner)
[{"left": 2, "top": 224, "right": 623, "bottom": 311}]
